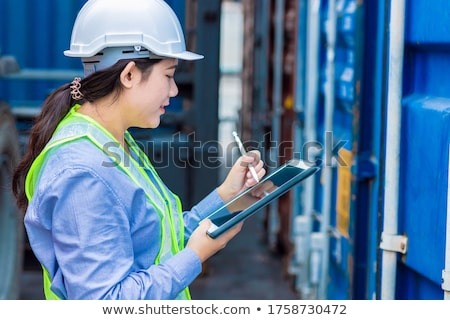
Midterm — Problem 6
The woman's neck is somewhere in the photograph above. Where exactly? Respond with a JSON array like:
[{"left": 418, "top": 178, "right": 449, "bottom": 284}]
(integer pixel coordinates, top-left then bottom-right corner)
[{"left": 76, "top": 101, "right": 130, "bottom": 153}]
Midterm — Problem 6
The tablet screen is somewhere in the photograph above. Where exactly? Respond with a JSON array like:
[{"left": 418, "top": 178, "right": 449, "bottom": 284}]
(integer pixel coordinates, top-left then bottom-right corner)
[{"left": 207, "top": 161, "right": 311, "bottom": 230}]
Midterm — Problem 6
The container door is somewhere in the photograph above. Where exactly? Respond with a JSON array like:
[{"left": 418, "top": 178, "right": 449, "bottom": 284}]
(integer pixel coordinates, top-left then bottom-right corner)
[{"left": 391, "top": 0, "right": 450, "bottom": 299}]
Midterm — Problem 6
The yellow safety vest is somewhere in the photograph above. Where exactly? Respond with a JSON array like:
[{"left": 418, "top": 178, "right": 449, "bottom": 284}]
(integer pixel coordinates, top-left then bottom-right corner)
[{"left": 25, "top": 105, "right": 190, "bottom": 300}]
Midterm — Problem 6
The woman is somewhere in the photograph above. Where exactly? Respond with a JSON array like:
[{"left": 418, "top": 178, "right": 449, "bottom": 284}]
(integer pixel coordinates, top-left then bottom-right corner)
[{"left": 12, "top": 0, "right": 265, "bottom": 300}]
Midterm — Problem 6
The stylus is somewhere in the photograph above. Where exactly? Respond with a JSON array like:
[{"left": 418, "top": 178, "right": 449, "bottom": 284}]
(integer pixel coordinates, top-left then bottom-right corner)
[{"left": 232, "top": 131, "right": 260, "bottom": 183}]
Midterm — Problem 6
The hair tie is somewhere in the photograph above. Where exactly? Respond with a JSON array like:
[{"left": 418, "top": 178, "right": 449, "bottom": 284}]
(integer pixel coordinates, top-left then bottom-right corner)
[{"left": 70, "top": 77, "right": 84, "bottom": 100}]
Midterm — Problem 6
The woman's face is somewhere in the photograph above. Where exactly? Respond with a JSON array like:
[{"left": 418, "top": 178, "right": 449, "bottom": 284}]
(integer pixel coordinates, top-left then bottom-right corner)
[{"left": 123, "top": 58, "right": 179, "bottom": 129}]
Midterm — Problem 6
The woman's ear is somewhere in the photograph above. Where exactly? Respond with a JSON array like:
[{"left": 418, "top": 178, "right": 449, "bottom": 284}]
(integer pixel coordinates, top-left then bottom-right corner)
[{"left": 120, "top": 61, "right": 138, "bottom": 88}]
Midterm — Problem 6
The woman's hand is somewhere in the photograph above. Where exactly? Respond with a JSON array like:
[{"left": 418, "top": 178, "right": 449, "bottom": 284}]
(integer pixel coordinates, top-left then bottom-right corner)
[
  {"left": 217, "top": 150, "right": 265, "bottom": 203},
  {"left": 186, "top": 219, "right": 243, "bottom": 263}
]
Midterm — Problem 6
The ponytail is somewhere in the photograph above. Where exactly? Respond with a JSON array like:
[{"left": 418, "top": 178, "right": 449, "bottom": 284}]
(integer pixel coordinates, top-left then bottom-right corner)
[{"left": 12, "top": 83, "right": 75, "bottom": 212}]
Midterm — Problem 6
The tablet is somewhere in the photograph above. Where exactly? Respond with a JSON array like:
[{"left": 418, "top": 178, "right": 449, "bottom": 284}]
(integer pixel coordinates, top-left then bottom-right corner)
[{"left": 204, "top": 158, "right": 321, "bottom": 239}]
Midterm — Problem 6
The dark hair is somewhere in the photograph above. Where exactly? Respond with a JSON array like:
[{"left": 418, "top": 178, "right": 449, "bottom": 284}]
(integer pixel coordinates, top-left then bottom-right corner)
[{"left": 12, "top": 58, "right": 161, "bottom": 212}]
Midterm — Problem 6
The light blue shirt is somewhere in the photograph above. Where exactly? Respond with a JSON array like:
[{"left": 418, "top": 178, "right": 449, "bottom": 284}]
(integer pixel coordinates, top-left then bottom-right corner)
[{"left": 24, "top": 138, "right": 224, "bottom": 299}]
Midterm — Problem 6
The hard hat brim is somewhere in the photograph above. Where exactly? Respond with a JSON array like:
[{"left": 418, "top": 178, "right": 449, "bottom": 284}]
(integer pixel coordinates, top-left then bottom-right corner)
[
  {"left": 163, "top": 51, "right": 204, "bottom": 61},
  {"left": 64, "top": 48, "right": 204, "bottom": 61}
]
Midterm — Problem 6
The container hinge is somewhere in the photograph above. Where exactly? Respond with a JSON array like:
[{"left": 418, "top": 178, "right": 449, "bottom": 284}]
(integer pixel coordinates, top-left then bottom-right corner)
[
  {"left": 442, "top": 270, "right": 450, "bottom": 291},
  {"left": 379, "top": 233, "right": 408, "bottom": 254}
]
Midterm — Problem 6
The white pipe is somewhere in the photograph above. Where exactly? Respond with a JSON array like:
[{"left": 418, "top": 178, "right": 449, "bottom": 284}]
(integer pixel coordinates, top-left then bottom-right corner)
[
  {"left": 297, "top": 0, "right": 321, "bottom": 299},
  {"left": 267, "top": 0, "right": 284, "bottom": 249},
  {"left": 381, "top": 0, "right": 405, "bottom": 300},
  {"left": 318, "top": 0, "right": 337, "bottom": 300},
  {"left": 444, "top": 145, "right": 450, "bottom": 300},
  {"left": 289, "top": 0, "right": 307, "bottom": 277}
]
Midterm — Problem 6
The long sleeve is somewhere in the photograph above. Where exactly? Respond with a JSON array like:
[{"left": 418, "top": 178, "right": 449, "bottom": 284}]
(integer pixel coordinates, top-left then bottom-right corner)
[{"left": 182, "top": 189, "right": 225, "bottom": 240}]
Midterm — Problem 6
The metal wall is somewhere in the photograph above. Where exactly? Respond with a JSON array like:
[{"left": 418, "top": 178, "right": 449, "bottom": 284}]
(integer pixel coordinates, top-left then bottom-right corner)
[
  {"left": 243, "top": 0, "right": 450, "bottom": 299},
  {"left": 0, "top": 0, "right": 85, "bottom": 102}
]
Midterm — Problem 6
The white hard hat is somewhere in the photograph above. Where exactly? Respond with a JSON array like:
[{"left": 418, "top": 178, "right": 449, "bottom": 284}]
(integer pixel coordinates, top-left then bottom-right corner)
[{"left": 64, "top": 0, "right": 203, "bottom": 75}]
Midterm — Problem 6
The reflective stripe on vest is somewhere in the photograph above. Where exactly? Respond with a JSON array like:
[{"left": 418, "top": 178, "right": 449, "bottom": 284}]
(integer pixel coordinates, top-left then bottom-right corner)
[{"left": 25, "top": 105, "right": 190, "bottom": 300}]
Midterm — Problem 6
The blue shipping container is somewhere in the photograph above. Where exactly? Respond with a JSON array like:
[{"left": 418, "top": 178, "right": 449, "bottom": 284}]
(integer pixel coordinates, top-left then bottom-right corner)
[{"left": 289, "top": 0, "right": 450, "bottom": 299}]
